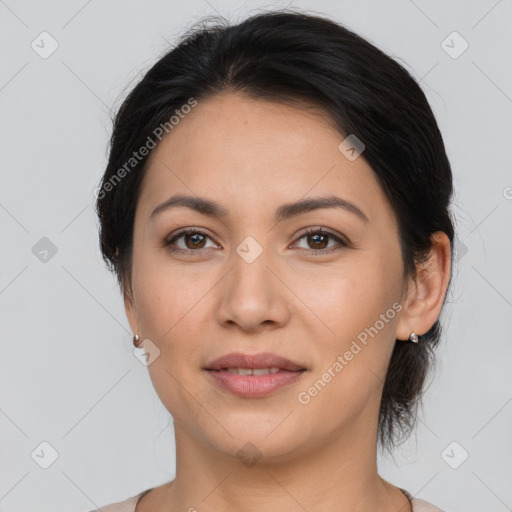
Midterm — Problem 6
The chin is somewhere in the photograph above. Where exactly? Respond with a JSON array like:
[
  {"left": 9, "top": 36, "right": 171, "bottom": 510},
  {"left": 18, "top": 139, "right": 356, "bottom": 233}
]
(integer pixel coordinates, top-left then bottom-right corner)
[{"left": 197, "top": 413, "right": 308, "bottom": 464}]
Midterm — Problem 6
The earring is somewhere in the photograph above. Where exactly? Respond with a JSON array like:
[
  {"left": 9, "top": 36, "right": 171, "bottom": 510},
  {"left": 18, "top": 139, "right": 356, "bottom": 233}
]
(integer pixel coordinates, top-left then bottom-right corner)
[
  {"left": 409, "top": 332, "right": 419, "bottom": 343},
  {"left": 133, "top": 334, "right": 141, "bottom": 348}
]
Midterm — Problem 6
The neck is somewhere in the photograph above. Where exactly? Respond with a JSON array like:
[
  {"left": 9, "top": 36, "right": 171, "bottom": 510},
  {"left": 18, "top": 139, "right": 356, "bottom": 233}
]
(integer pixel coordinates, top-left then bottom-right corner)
[{"left": 142, "top": 421, "right": 410, "bottom": 512}]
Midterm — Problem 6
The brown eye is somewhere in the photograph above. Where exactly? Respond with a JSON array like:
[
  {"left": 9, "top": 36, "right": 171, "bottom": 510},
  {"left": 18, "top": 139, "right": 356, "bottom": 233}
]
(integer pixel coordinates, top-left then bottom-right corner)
[
  {"left": 164, "top": 228, "right": 217, "bottom": 253},
  {"left": 293, "top": 227, "right": 348, "bottom": 255},
  {"left": 306, "top": 232, "right": 329, "bottom": 250},
  {"left": 182, "top": 232, "right": 207, "bottom": 249}
]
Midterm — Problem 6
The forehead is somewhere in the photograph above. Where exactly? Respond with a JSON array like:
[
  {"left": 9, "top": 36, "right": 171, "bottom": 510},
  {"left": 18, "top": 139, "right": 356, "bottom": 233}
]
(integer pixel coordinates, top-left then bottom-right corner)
[{"left": 138, "top": 92, "right": 394, "bottom": 227}]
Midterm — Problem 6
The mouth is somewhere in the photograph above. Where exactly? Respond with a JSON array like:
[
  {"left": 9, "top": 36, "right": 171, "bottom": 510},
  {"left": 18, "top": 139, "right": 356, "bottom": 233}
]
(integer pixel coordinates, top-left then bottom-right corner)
[
  {"left": 213, "top": 367, "right": 293, "bottom": 375},
  {"left": 204, "top": 352, "right": 307, "bottom": 397},
  {"left": 205, "top": 352, "right": 307, "bottom": 372}
]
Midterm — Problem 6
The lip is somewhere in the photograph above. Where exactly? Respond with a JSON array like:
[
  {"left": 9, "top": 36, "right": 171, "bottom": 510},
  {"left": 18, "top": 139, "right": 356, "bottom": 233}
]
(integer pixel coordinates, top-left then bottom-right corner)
[
  {"left": 205, "top": 352, "right": 306, "bottom": 372},
  {"left": 204, "top": 352, "right": 307, "bottom": 398}
]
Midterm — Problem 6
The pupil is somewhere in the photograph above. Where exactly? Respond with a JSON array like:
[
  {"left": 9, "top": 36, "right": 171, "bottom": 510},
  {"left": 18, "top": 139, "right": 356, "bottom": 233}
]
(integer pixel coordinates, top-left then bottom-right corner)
[
  {"left": 187, "top": 233, "right": 205, "bottom": 249},
  {"left": 309, "top": 233, "right": 327, "bottom": 249}
]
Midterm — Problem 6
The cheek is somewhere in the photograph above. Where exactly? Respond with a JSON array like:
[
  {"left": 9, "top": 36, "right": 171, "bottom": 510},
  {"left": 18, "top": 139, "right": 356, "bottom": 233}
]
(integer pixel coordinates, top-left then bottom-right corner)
[
  {"left": 130, "top": 254, "right": 216, "bottom": 392},
  {"left": 296, "top": 260, "right": 403, "bottom": 407},
  {"left": 299, "top": 256, "right": 401, "bottom": 342},
  {"left": 294, "top": 264, "right": 401, "bottom": 421},
  {"left": 131, "top": 246, "right": 205, "bottom": 337},
  {"left": 131, "top": 262, "right": 208, "bottom": 417}
]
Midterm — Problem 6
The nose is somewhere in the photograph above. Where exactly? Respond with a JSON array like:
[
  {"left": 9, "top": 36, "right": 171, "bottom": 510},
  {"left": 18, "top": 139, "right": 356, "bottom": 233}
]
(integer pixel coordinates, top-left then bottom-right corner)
[{"left": 216, "top": 246, "right": 291, "bottom": 333}]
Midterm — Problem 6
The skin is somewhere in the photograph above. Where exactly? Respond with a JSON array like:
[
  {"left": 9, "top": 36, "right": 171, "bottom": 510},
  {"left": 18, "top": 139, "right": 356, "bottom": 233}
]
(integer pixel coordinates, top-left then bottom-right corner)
[{"left": 124, "top": 91, "right": 451, "bottom": 512}]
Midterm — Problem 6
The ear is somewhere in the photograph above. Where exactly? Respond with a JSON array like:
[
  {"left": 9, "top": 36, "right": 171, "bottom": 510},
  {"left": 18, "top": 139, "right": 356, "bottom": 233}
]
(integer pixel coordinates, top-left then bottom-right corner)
[
  {"left": 396, "top": 231, "right": 452, "bottom": 341},
  {"left": 123, "top": 285, "right": 139, "bottom": 336}
]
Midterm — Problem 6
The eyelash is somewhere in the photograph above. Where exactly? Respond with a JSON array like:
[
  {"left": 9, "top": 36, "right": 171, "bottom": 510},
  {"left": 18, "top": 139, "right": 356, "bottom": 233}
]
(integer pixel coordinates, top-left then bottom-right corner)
[{"left": 163, "top": 226, "right": 349, "bottom": 256}]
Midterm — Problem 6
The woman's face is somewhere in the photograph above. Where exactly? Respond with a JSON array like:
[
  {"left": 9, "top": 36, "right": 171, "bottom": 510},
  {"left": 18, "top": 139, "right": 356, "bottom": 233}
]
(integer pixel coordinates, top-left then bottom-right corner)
[{"left": 125, "top": 92, "right": 411, "bottom": 462}]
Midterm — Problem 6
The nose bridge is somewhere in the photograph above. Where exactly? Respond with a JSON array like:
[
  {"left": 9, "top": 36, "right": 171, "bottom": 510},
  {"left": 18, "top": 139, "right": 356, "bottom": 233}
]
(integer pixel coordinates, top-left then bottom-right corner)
[
  {"left": 216, "top": 236, "right": 290, "bottom": 330},
  {"left": 230, "top": 239, "right": 275, "bottom": 305}
]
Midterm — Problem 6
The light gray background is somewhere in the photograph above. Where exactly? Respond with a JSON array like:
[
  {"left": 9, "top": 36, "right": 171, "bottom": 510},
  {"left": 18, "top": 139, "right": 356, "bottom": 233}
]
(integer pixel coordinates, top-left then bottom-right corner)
[{"left": 1, "top": 1, "right": 511, "bottom": 511}]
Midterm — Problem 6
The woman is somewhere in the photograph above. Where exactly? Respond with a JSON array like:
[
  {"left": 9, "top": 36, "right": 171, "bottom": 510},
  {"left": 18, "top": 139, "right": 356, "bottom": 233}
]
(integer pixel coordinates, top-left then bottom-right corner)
[{"left": 94, "top": 9, "right": 453, "bottom": 512}]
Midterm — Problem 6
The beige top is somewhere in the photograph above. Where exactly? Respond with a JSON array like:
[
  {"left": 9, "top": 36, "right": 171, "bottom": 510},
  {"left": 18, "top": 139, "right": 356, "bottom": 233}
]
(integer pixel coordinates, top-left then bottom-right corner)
[{"left": 93, "top": 487, "right": 445, "bottom": 511}]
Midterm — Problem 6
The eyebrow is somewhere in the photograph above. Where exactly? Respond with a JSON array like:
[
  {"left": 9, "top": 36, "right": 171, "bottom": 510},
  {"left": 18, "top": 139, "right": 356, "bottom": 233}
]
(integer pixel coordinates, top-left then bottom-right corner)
[{"left": 150, "top": 193, "right": 369, "bottom": 223}]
